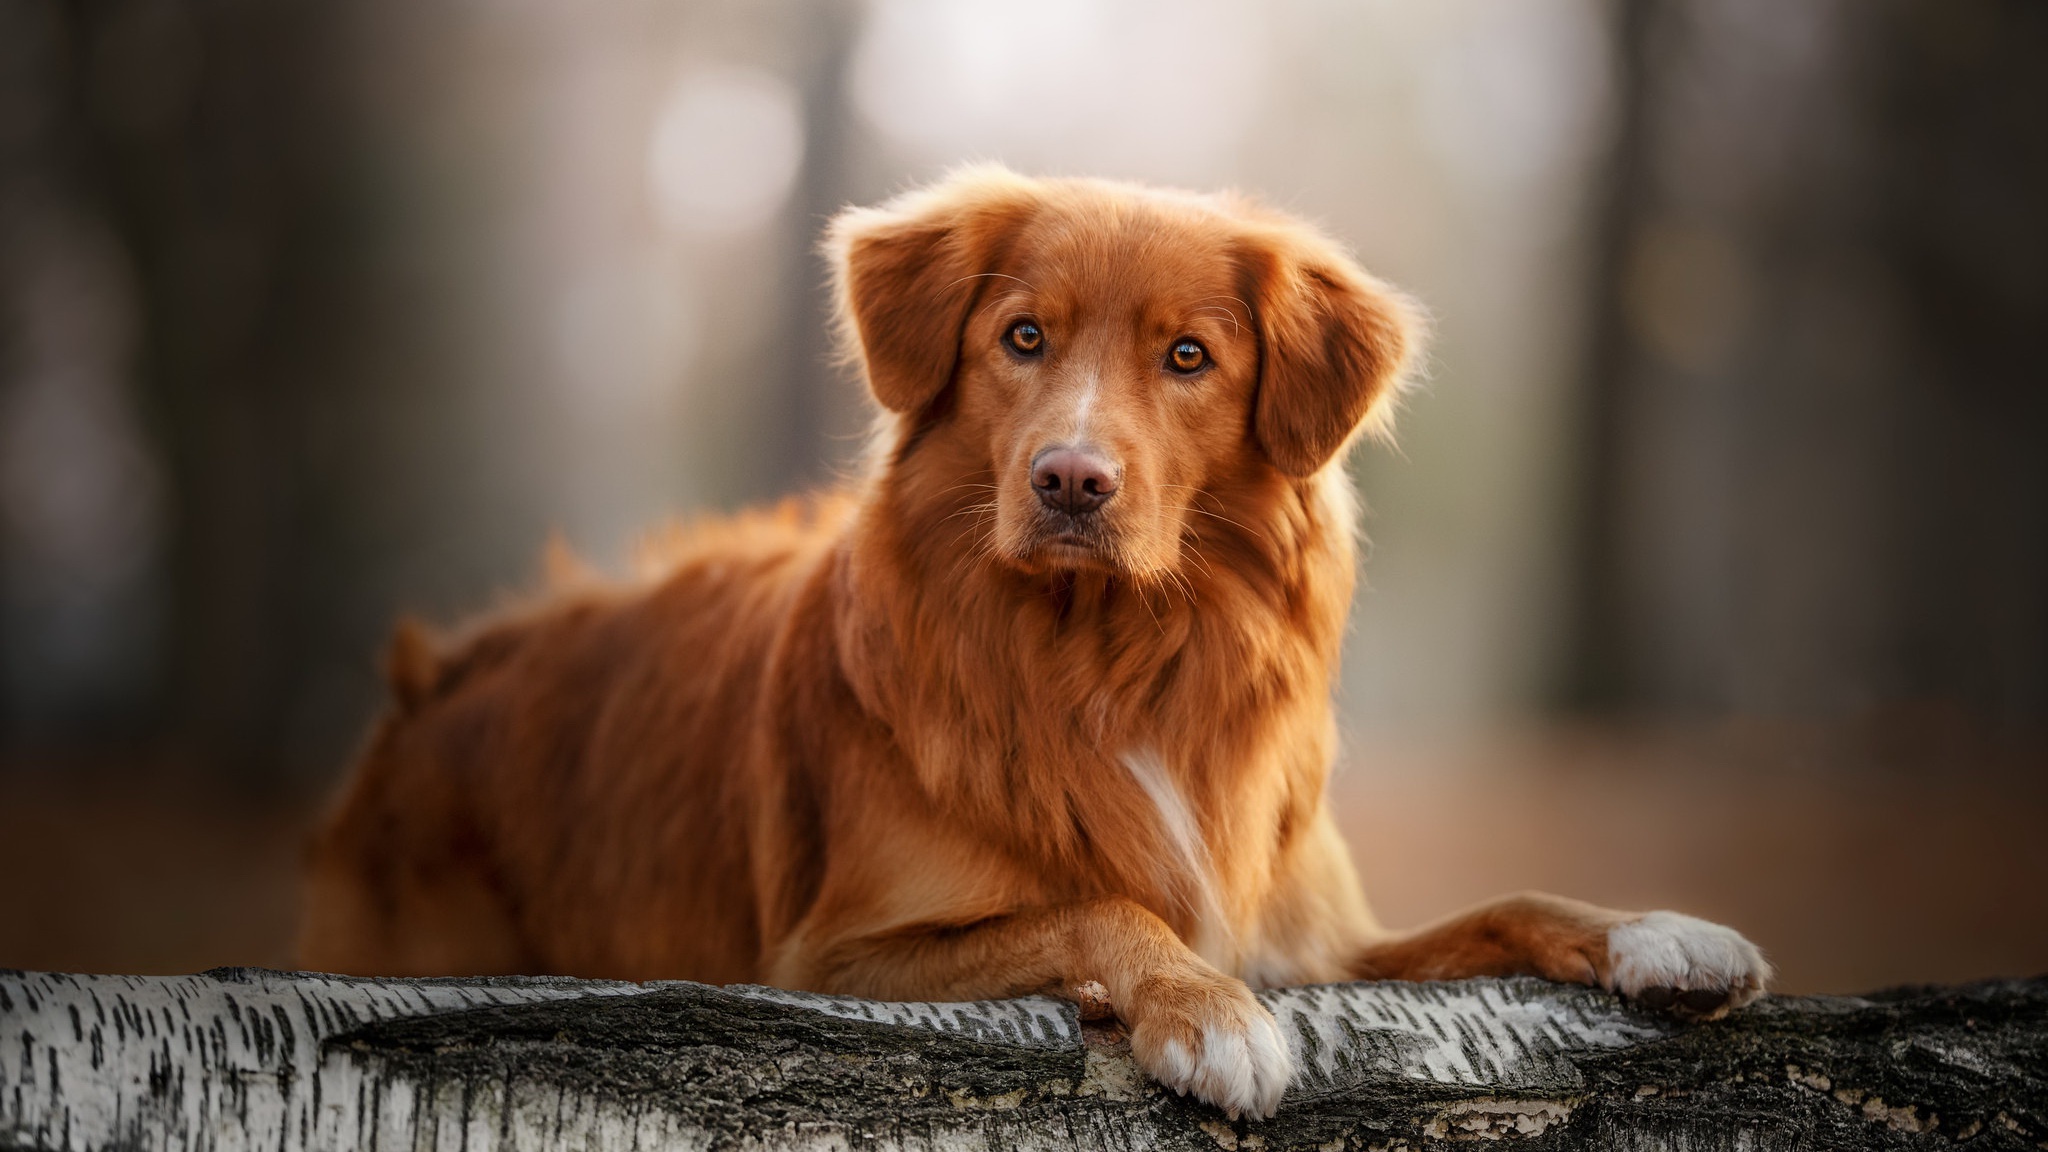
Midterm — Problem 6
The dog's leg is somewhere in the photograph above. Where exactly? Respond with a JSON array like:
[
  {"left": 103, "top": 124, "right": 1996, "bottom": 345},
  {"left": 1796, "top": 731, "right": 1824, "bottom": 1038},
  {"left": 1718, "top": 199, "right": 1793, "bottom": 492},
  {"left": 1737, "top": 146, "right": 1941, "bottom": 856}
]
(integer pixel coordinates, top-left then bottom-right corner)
[
  {"left": 1350, "top": 891, "right": 1770, "bottom": 1019},
  {"left": 795, "top": 896, "right": 1293, "bottom": 1119}
]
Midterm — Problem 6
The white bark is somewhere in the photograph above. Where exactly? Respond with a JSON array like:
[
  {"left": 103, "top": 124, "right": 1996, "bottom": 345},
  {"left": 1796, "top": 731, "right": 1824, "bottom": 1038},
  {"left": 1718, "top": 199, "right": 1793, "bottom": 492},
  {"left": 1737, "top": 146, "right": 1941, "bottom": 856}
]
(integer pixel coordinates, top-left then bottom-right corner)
[{"left": 1, "top": 968, "right": 2041, "bottom": 1150}]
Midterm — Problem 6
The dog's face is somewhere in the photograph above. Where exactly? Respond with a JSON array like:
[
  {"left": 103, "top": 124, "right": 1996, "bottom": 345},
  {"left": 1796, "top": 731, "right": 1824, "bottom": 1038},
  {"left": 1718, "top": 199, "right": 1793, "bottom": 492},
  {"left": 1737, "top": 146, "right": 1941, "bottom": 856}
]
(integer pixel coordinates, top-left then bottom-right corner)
[{"left": 832, "top": 169, "right": 1417, "bottom": 581}]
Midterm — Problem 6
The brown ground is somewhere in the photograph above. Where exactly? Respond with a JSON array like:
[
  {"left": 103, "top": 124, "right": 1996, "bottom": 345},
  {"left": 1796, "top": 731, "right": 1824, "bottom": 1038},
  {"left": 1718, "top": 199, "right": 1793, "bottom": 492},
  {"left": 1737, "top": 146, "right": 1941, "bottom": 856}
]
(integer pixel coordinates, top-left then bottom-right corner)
[
  {"left": 3, "top": 716, "right": 2043, "bottom": 993},
  {"left": 1332, "top": 716, "right": 2048, "bottom": 994},
  {"left": 0, "top": 767, "right": 306, "bottom": 975}
]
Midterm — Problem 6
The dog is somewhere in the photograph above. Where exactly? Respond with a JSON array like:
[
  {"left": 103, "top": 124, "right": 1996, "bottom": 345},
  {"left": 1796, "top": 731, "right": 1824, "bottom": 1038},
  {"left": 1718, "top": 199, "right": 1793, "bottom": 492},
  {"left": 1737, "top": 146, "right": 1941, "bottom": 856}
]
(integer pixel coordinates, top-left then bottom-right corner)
[{"left": 300, "top": 166, "right": 1770, "bottom": 1120}]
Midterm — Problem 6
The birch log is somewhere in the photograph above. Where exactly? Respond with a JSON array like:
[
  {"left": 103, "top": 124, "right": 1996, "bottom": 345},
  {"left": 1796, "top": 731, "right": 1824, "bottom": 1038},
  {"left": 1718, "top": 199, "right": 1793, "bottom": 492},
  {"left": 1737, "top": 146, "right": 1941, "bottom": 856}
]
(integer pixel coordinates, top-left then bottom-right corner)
[{"left": 2, "top": 968, "right": 2043, "bottom": 1151}]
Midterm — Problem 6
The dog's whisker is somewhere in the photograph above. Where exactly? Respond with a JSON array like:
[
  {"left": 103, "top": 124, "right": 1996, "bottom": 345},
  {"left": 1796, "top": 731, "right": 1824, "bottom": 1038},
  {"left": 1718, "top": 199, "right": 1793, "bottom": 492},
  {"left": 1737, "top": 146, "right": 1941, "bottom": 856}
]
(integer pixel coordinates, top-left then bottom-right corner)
[
  {"left": 1133, "top": 579, "right": 1165, "bottom": 634},
  {"left": 1164, "top": 561, "right": 1198, "bottom": 607},
  {"left": 1160, "top": 485, "right": 1270, "bottom": 544},
  {"left": 936, "top": 272, "right": 1040, "bottom": 302},
  {"left": 1195, "top": 293, "right": 1254, "bottom": 318},
  {"left": 1184, "top": 505, "right": 1267, "bottom": 541},
  {"left": 945, "top": 509, "right": 1004, "bottom": 581},
  {"left": 975, "top": 292, "right": 1040, "bottom": 322},
  {"left": 1172, "top": 526, "right": 1218, "bottom": 587},
  {"left": 940, "top": 501, "right": 1001, "bottom": 525},
  {"left": 1186, "top": 306, "right": 1243, "bottom": 337}
]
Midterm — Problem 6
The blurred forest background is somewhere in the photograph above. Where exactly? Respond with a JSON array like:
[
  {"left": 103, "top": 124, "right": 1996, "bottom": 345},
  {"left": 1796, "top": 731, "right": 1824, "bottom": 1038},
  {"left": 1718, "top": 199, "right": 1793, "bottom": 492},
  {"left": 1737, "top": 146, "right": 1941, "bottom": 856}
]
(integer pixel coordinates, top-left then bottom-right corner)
[{"left": 1, "top": 0, "right": 2043, "bottom": 991}]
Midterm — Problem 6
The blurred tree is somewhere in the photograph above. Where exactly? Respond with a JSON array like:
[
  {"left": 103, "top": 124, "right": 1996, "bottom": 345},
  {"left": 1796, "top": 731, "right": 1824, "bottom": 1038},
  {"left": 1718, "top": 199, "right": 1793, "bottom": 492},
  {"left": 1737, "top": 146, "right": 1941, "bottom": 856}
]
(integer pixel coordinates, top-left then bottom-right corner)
[
  {"left": 1, "top": 0, "right": 387, "bottom": 779},
  {"left": 1, "top": 0, "right": 860, "bottom": 781},
  {"left": 1567, "top": 0, "right": 2048, "bottom": 723}
]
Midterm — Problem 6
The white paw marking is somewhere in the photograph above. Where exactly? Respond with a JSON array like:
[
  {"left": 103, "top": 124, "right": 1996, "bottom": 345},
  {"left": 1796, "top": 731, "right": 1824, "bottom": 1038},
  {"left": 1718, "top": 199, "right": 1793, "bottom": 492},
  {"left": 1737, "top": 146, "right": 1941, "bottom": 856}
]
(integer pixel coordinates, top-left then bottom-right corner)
[
  {"left": 1156, "top": 1035, "right": 1197, "bottom": 1086},
  {"left": 1607, "top": 911, "right": 1772, "bottom": 1007},
  {"left": 1147, "top": 1007, "right": 1294, "bottom": 1119}
]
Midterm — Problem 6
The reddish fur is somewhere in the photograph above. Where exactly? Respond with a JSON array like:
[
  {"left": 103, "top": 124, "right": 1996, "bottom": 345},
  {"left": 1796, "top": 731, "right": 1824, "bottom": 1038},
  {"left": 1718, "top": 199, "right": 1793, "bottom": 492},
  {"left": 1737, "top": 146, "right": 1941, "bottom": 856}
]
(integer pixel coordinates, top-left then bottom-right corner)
[{"left": 302, "top": 169, "right": 1703, "bottom": 1096}]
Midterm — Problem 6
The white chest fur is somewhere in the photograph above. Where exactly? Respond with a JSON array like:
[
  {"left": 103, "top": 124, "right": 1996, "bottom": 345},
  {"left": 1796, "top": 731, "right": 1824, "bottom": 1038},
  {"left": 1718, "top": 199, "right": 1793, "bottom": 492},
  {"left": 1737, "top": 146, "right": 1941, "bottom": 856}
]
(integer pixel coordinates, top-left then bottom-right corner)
[{"left": 1119, "top": 747, "right": 1234, "bottom": 967}]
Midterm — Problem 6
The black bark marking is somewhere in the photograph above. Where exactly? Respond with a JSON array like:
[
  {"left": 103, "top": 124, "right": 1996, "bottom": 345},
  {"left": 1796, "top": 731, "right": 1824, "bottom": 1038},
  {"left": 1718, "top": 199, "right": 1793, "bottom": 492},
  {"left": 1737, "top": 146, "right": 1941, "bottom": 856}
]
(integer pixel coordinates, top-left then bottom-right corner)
[{"left": 5, "top": 972, "right": 2047, "bottom": 1150}]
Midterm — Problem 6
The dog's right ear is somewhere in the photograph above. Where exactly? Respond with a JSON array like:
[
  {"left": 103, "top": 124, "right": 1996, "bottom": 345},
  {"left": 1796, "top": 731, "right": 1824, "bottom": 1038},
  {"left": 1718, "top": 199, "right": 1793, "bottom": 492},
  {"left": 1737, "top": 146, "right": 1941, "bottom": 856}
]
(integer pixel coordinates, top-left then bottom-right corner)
[{"left": 827, "top": 169, "right": 1037, "bottom": 414}]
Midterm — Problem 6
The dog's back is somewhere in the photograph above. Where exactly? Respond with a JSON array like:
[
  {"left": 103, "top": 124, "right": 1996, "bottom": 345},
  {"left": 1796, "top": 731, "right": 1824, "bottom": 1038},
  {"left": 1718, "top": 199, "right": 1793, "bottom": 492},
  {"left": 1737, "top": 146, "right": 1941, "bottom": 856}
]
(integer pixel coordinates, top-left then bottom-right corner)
[{"left": 299, "top": 497, "right": 851, "bottom": 981}]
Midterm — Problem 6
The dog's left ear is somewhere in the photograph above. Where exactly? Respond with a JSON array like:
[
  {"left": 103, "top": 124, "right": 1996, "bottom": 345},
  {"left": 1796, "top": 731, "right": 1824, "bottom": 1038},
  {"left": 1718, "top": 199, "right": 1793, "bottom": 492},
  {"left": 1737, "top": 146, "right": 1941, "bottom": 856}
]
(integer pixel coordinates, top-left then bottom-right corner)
[
  {"left": 827, "top": 168, "right": 1037, "bottom": 414},
  {"left": 1240, "top": 229, "right": 1422, "bottom": 476}
]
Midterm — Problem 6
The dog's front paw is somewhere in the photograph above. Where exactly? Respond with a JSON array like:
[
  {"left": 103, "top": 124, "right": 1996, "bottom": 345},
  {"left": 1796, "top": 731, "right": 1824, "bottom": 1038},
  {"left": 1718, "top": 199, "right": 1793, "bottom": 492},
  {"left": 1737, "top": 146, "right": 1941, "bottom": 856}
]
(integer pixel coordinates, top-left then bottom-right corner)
[
  {"left": 1125, "top": 970, "right": 1293, "bottom": 1120},
  {"left": 1606, "top": 911, "right": 1772, "bottom": 1020}
]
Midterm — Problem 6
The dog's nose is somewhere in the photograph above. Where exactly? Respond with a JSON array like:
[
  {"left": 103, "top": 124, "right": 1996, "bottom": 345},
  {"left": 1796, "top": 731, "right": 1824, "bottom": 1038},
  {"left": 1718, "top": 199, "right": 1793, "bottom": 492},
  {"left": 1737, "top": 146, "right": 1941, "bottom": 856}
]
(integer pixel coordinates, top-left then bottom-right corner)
[{"left": 1031, "top": 446, "right": 1120, "bottom": 515}]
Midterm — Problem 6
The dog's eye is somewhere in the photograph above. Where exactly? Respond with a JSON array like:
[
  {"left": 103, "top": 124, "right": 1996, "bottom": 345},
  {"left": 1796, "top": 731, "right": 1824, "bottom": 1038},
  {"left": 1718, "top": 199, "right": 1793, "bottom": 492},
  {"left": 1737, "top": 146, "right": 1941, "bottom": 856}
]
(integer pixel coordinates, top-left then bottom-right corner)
[
  {"left": 1006, "top": 321, "right": 1044, "bottom": 356},
  {"left": 1167, "top": 339, "right": 1207, "bottom": 374}
]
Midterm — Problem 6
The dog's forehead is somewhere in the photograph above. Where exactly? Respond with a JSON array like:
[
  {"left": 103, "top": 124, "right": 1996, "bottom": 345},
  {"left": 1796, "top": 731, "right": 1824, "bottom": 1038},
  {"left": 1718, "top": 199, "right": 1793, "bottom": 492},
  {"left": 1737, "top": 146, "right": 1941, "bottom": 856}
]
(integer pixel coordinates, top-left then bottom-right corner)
[{"left": 1002, "top": 197, "right": 1242, "bottom": 320}]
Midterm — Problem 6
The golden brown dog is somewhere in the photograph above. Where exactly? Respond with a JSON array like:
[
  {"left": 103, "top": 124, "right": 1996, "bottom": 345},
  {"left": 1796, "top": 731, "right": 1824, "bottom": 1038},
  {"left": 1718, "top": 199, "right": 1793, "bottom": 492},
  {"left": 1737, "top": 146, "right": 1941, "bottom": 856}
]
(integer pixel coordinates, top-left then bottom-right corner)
[{"left": 301, "top": 167, "right": 1770, "bottom": 1119}]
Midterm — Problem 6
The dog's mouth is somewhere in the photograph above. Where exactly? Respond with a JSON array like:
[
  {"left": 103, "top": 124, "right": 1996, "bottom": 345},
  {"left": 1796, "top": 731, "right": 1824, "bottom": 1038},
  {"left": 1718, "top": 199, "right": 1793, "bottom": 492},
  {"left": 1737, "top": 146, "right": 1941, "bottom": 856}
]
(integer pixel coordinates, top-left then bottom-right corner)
[
  {"left": 1040, "top": 534, "right": 1102, "bottom": 563},
  {"left": 1016, "top": 514, "right": 1121, "bottom": 572}
]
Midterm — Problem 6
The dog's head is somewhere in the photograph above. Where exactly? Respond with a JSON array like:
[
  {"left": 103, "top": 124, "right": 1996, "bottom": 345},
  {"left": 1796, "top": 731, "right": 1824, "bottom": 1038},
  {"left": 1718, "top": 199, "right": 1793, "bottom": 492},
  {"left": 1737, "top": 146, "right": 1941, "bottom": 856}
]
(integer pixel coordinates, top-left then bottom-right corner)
[{"left": 829, "top": 167, "right": 1421, "bottom": 581}]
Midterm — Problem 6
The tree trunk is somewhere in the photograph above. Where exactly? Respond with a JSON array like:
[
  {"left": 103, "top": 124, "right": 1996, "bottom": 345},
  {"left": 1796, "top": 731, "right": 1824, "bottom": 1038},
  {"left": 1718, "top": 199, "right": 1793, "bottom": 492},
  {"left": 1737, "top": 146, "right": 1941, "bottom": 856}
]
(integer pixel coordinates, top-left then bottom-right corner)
[{"left": 1, "top": 968, "right": 2042, "bottom": 1150}]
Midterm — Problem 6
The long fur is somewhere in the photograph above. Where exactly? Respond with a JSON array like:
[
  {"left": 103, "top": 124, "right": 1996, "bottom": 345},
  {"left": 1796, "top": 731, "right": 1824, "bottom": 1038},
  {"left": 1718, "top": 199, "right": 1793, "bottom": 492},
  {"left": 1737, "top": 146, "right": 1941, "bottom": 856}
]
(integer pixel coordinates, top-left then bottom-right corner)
[{"left": 301, "top": 167, "right": 1767, "bottom": 1119}]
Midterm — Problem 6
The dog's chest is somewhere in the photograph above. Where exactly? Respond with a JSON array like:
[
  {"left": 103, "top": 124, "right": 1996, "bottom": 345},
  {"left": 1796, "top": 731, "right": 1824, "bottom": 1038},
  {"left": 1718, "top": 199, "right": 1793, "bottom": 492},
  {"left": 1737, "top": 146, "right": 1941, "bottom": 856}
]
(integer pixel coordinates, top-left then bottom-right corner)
[{"left": 1114, "top": 745, "right": 1238, "bottom": 967}]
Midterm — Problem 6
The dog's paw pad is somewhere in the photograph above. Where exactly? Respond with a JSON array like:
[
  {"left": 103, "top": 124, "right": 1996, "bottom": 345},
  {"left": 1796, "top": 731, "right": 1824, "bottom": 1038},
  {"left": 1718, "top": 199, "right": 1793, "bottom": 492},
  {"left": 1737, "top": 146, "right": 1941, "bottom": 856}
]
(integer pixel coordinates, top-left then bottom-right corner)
[
  {"left": 1607, "top": 911, "right": 1771, "bottom": 1019},
  {"left": 1635, "top": 986, "right": 1677, "bottom": 1010},
  {"left": 1678, "top": 988, "right": 1731, "bottom": 1014}
]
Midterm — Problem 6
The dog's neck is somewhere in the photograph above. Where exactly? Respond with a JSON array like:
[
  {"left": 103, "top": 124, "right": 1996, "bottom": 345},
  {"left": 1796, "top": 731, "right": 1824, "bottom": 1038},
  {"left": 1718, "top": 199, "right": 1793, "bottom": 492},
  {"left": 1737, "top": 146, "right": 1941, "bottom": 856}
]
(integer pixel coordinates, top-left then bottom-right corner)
[{"left": 832, "top": 454, "right": 1359, "bottom": 933}]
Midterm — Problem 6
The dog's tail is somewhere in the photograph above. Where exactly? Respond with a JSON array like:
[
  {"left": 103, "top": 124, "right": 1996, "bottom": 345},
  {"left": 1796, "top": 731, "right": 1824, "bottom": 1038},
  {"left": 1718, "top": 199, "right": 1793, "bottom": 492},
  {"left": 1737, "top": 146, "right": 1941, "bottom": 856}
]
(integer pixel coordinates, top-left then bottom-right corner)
[
  {"left": 381, "top": 537, "right": 607, "bottom": 719},
  {"left": 384, "top": 616, "right": 443, "bottom": 716}
]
